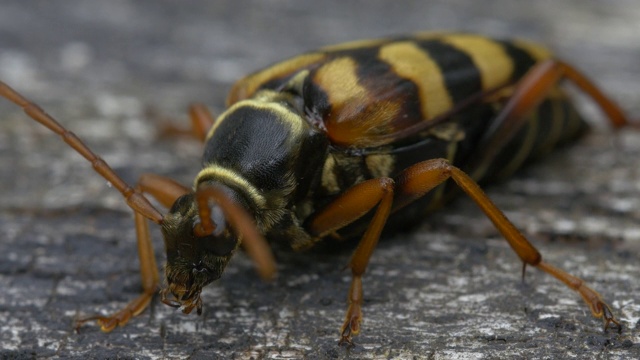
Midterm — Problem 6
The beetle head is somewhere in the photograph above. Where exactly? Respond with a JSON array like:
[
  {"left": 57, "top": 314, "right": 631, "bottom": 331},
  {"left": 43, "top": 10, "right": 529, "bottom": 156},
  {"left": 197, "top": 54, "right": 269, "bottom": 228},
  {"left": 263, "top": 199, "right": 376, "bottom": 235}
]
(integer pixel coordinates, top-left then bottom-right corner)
[
  {"left": 160, "top": 190, "right": 238, "bottom": 315},
  {"left": 159, "top": 185, "right": 276, "bottom": 315}
]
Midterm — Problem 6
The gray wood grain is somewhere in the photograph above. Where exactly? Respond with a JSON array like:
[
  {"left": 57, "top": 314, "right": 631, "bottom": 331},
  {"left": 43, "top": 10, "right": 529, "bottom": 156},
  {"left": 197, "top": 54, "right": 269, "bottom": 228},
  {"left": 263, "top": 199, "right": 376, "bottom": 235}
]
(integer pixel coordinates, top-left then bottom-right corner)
[{"left": 0, "top": 0, "right": 639, "bottom": 358}]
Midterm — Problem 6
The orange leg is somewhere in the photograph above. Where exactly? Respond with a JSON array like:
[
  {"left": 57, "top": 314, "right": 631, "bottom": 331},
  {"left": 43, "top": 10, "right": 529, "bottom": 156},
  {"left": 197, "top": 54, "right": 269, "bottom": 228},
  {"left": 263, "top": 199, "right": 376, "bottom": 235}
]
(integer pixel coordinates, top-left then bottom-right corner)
[
  {"left": 77, "top": 174, "right": 190, "bottom": 331},
  {"left": 160, "top": 103, "right": 216, "bottom": 142},
  {"left": 307, "top": 178, "right": 395, "bottom": 345},
  {"left": 393, "top": 159, "right": 620, "bottom": 330},
  {"left": 473, "top": 59, "right": 633, "bottom": 172},
  {"left": 309, "top": 158, "right": 620, "bottom": 345},
  {"left": 188, "top": 104, "right": 216, "bottom": 142},
  {"left": 0, "top": 81, "right": 189, "bottom": 331},
  {"left": 137, "top": 173, "right": 191, "bottom": 208}
]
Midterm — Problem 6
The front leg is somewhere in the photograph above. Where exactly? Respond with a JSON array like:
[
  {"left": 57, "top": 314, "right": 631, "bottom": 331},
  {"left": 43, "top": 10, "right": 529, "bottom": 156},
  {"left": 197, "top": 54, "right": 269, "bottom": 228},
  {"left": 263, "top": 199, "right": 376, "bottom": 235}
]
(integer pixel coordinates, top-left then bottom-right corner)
[{"left": 77, "top": 174, "right": 190, "bottom": 331}]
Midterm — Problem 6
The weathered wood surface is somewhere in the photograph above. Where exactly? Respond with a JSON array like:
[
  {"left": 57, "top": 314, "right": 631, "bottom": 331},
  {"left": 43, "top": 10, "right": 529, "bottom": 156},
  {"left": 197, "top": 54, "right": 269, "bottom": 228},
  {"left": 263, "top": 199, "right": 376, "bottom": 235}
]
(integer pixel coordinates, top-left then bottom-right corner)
[{"left": 0, "top": 0, "right": 638, "bottom": 358}]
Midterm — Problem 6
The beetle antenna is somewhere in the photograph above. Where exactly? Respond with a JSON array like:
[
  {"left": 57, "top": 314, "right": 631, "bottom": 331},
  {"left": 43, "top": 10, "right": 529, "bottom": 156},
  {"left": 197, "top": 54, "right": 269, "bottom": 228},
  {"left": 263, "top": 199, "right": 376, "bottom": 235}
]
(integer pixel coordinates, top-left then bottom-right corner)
[
  {"left": 195, "top": 185, "right": 277, "bottom": 280},
  {"left": 193, "top": 188, "right": 218, "bottom": 236},
  {"left": 0, "top": 81, "right": 163, "bottom": 223}
]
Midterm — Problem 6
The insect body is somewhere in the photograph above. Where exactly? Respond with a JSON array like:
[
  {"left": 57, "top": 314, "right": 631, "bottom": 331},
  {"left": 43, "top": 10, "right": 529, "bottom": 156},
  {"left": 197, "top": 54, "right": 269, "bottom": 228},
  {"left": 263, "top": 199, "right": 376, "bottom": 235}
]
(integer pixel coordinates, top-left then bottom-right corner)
[{"left": 1, "top": 32, "right": 632, "bottom": 345}]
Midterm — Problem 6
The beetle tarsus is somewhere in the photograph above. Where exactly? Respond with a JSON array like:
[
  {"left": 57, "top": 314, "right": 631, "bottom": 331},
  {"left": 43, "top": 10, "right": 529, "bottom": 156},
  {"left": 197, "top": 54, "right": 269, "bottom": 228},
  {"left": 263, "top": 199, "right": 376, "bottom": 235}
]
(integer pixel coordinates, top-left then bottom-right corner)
[
  {"left": 602, "top": 304, "right": 622, "bottom": 333},
  {"left": 338, "top": 328, "right": 355, "bottom": 347},
  {"left": 75, "top": 312, "right": 128, "bottom": 333}
]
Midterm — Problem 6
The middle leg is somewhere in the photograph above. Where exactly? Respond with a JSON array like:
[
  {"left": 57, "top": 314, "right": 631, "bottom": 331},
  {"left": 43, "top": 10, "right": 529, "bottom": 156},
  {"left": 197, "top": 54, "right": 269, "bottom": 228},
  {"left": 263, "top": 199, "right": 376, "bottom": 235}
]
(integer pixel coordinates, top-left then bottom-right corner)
[{"left": 307, "top": 178, "right": 395, "bottom": 345}]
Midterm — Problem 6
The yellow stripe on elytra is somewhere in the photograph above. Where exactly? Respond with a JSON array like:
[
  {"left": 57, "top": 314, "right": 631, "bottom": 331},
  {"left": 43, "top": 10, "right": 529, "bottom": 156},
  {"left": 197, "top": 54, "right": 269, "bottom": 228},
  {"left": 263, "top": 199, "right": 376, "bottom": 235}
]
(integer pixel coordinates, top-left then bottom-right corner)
[
  {"left": 441, "top": 34, "right": 514, "bottom": 90},
  {"left": 313, "top": 57, "right": 366, "bottom": 106},
  {"left": 379, "top": 41, "right": 454, "bottom": 120},
  {"left": 195, "top": 165, "right": 267, "bottom": 208},
  {"left": 227, "top": 52, "right": 326, "bottom": 105}
]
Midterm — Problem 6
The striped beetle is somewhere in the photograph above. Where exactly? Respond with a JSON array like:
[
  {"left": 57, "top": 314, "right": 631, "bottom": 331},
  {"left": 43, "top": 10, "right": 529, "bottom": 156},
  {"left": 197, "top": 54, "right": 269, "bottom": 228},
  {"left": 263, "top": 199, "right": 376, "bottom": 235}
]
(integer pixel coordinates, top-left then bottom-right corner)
[{"left": 0, "top": 32, "right": 632, "bottom": 345}]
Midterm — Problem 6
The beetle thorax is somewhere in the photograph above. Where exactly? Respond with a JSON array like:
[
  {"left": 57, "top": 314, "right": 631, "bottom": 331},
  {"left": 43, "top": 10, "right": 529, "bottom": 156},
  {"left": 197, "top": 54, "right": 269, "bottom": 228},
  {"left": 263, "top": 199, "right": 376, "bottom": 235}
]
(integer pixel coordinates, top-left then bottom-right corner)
[{"left": 195, "top": 91, "right": 329, "bottom": 234}]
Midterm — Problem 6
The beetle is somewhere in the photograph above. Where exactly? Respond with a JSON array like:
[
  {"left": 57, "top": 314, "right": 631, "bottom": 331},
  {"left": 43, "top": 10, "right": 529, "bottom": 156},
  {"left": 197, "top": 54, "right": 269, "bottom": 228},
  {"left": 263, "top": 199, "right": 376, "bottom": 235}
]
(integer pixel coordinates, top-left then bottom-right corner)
[{"left": 0, "top": 31, "right": 633, "bottom": 345}]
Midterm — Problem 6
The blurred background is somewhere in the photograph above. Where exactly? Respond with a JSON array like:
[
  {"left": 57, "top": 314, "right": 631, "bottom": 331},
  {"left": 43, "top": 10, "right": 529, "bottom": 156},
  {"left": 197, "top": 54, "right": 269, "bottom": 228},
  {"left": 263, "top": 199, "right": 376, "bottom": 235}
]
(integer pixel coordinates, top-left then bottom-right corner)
[{"left": 0, "top": 1, "right": 638, "bottom": 358}]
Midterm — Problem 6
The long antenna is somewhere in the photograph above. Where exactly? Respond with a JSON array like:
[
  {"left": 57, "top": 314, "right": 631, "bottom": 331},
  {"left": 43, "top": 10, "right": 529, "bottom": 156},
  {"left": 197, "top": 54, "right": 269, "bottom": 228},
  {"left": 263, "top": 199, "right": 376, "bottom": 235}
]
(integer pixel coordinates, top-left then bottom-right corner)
[{"left": 0, "top": 80, "right": 163, "bottom": 223}]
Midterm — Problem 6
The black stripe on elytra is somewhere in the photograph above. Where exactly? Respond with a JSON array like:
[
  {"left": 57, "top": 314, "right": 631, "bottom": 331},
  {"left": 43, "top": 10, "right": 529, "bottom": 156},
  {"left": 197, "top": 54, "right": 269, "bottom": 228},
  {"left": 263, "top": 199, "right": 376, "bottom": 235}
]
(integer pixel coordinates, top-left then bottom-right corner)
[
  {"left": 497, "top": 40, "right": 538, "bottom": 83},
  {"left": 351, "top": 46, "right": 424, "bottom": 126},
  {"left": 304, "top": 45, "right": 426, "bottom": 129},
  {"left": 414, "top": 39, "right": 483, "bottom": 105}
]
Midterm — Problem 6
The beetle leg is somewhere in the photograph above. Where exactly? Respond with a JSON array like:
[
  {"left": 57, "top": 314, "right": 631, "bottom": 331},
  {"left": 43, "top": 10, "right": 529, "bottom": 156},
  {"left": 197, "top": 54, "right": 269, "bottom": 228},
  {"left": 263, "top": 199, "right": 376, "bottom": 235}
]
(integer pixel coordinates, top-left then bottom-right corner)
[
  {"left": 307, "top": 178, "right": 395, "bottom": 345},
  {"left": 0, "top": 81, "right": 178, "bottom": 330},
  {"left": 393, "top": 158, "right": 620, "bottom": 331},
  {"left": 160, "top": 103, "right": 216, "bottom": 142},
  {"left": 77, "top": 174, "right": 189, "bottom": 332},
  {"left": 472, "top": 59, "right": 633, "bottom": 175},
  {"left": 136, "top": 173, "right": 191, "bottom": 208},
  {"left": 187, "top": 104, "right": 216, "bottom": 141}
]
